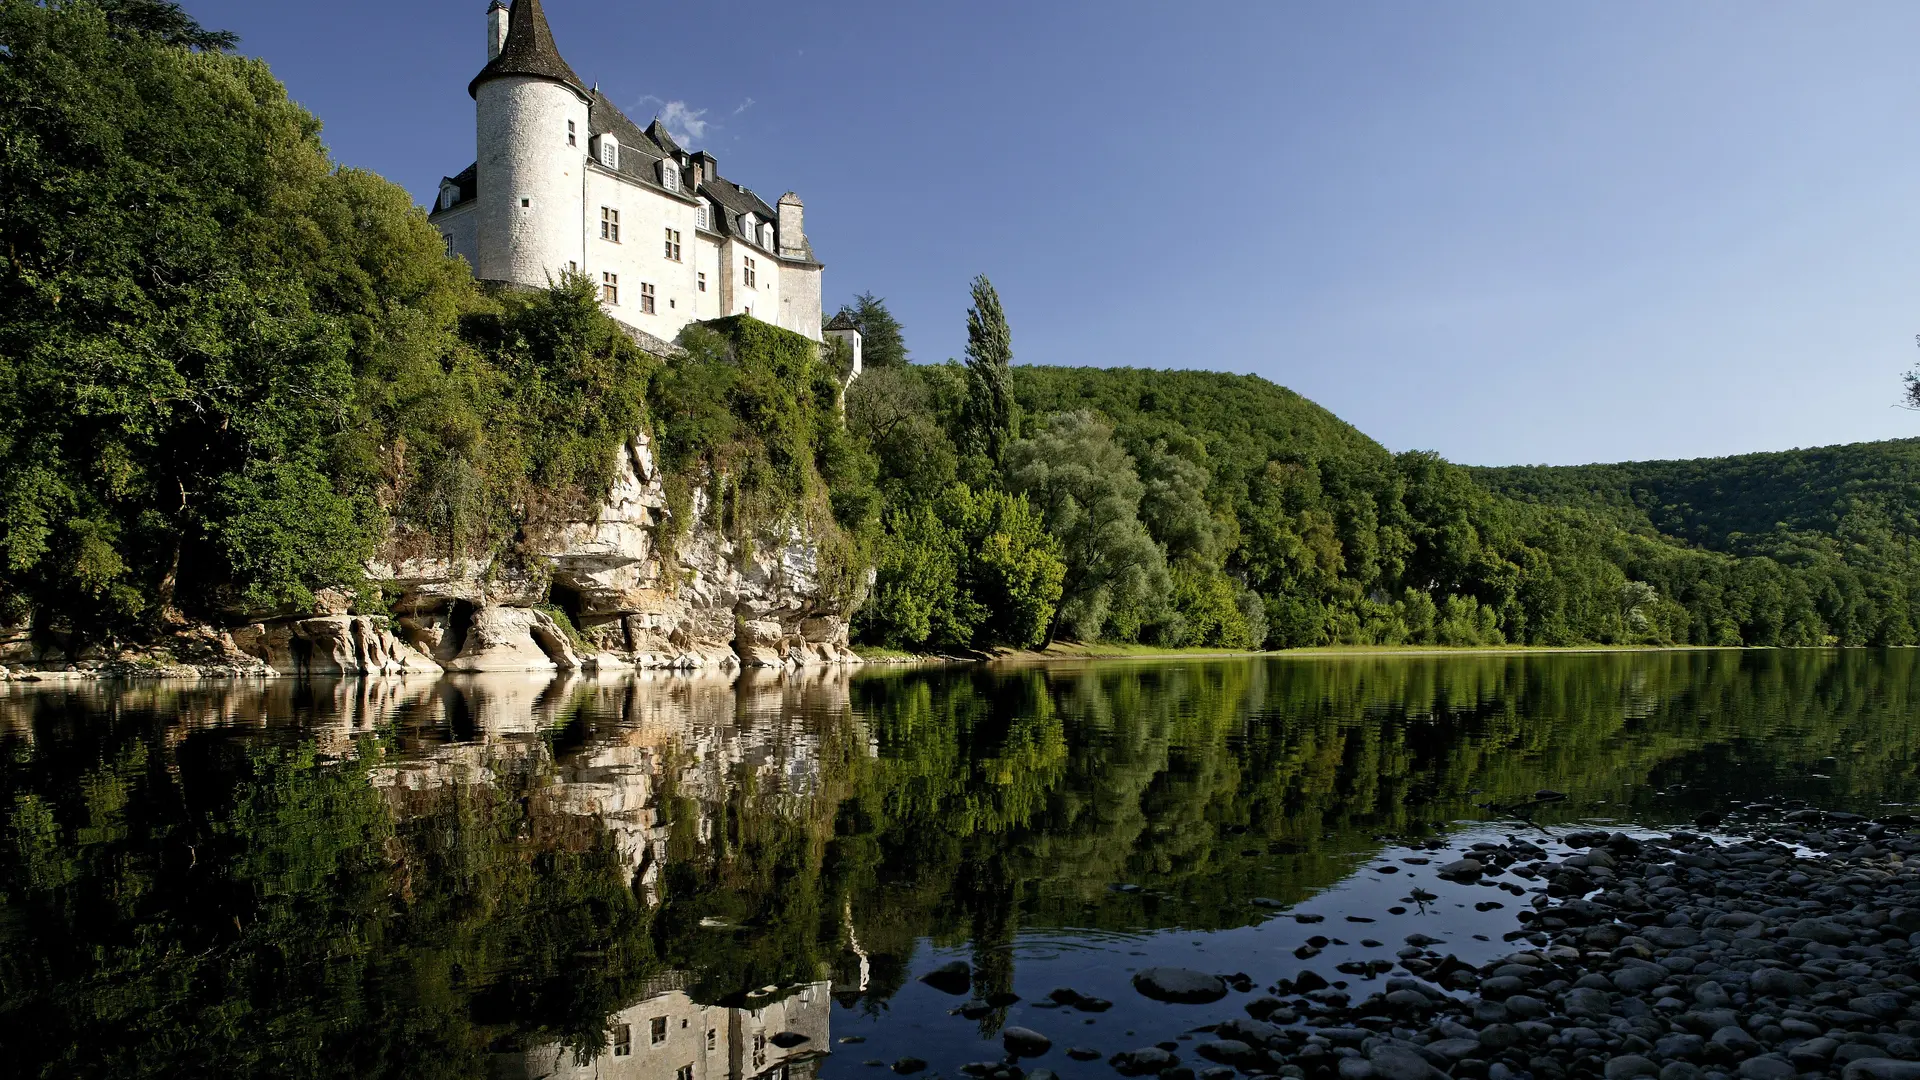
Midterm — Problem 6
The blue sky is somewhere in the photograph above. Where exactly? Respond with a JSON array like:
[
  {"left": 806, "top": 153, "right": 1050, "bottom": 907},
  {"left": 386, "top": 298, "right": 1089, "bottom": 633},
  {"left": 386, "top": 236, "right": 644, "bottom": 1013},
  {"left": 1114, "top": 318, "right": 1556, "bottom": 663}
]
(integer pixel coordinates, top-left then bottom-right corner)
[{"left": 183, "top": 0, "right": 1920, "bottom": 466}]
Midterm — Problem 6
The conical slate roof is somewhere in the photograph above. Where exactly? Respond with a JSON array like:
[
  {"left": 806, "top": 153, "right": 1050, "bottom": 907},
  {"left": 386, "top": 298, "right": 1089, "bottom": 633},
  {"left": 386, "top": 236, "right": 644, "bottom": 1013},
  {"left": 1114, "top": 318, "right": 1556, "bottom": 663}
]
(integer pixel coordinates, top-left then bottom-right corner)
[
  {"left": 645, "top": 118, "right": 683, "bottom": 157},
  {"left": 468, "top": 0, "right": 586, "bottom": 99}
]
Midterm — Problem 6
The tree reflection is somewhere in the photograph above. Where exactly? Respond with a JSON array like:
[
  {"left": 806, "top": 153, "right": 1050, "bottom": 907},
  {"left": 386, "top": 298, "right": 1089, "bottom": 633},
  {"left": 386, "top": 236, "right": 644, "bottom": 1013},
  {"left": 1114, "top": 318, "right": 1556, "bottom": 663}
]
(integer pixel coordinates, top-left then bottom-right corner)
[{"left": 2, "top": 651, "right": 1919, "bottom": 1078}]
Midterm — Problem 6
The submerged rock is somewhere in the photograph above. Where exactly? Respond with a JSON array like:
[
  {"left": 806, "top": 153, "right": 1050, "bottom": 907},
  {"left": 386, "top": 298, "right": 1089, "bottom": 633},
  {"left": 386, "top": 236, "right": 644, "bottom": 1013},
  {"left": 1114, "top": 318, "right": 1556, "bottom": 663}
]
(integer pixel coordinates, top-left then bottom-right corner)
[
  {"left": 918, "top": 960, "right": 971, "bottom": 996},
  {"left": 1002, "top": 1026, "right": 1052, "bottom": 1057},
  {"left": 1132, "top": 967, "right": 1228, "bottom": 1004}
]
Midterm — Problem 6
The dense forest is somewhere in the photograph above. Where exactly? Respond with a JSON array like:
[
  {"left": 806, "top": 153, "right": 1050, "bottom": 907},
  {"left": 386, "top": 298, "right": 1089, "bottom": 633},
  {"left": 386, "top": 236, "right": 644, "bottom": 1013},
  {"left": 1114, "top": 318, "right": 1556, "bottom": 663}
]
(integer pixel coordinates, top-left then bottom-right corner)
[
  {"left": 3, "top": 0, "right": 1916, "bottom": 658},
  {"left": 843, "top": 317, "right": 1920, "bottom": 651}
]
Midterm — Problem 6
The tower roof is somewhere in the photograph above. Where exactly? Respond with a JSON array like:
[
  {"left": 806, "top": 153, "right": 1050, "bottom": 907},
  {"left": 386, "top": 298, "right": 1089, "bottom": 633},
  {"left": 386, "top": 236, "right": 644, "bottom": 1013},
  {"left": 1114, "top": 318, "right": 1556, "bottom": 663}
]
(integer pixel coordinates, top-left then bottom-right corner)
[
  {"left": 469, "top": 0, "right": 586, "bottom": 99},
  {"left": 824, "top": 312, "right": 860, "bottom": 334},
  {"left": 644, "top": 118, "right": 684, "bottom": 158}
]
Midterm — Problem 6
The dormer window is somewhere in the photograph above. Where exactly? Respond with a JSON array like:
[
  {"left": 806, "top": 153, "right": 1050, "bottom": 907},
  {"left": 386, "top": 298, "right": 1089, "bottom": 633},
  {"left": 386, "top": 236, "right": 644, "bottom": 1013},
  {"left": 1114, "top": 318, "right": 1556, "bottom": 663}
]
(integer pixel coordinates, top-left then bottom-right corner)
[
  {"left": 695, "top": 202, "right": 710, "bottom": 230},
  {"left": 595, "top": 134, "right": 620, "bottom": 170},
  {"left": 438, "top": 181, "right": 460, "bottom": 212},
  {"left": 662, "top": 163, "right": 679, "bottom": 193},
  {"left": 741, "top": 213, "right": 755, "bottom": 240}
]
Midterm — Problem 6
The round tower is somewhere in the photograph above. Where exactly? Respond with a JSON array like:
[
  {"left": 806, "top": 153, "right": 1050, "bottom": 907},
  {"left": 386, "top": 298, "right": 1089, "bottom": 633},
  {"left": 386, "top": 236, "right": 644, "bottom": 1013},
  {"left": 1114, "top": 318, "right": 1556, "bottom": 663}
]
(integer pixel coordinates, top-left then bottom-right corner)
[{"left": 470, "top": 0, "right": 589, "bottom": 287}]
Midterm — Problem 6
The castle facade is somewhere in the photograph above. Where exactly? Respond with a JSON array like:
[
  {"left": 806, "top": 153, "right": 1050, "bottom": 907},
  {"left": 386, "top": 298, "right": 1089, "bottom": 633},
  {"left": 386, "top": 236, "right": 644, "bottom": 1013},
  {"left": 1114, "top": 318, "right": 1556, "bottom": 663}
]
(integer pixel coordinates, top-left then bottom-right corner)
[{"left": 429, "top": 0, "right": 824, "bottom": 345}]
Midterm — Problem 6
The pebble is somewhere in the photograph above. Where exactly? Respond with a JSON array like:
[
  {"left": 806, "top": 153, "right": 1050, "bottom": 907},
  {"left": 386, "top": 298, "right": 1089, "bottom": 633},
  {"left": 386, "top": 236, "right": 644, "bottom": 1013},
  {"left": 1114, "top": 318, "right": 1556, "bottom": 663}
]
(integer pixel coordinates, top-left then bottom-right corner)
[{"left": 915, "top": 814, "right": 1920, "bottom": 1080}]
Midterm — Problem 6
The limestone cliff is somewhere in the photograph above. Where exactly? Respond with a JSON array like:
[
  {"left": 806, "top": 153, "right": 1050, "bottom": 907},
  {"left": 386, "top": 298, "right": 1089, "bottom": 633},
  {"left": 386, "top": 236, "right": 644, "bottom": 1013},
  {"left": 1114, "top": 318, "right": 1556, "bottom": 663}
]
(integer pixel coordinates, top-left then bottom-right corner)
[
  {"left": 0, "top": 433, "right": 861, "bottom": 679},
  {"left": 273, "top": 431, "right": 857, "bottom": 676}
]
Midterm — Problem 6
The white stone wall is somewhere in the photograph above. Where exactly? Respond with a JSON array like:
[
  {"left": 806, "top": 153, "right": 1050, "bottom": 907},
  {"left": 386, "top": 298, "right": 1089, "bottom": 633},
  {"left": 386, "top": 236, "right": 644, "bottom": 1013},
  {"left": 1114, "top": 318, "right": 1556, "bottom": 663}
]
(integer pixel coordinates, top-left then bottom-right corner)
[
  {"left": 720, "top": 239, "right": 785, "bottom": 328},
  {"left": 435, "top": 203, "right": 479, "bottom": 270},
  {"left": 584, "top": 166, "right": 704, "bottom": 340},
  {"left": 475, "top": 75, "right": 589, "bottom": 286},
  {"left": 777, "top": 262, "right": 822, "bottom": 339},
  {"left": 692, "top": 232, "right": 724, "bottom": 322}
]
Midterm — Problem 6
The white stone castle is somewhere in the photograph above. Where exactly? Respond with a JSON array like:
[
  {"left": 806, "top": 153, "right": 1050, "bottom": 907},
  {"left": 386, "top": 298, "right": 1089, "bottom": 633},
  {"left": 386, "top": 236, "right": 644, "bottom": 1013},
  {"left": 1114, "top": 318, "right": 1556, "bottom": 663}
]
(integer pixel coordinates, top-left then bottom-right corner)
[{"left": 430, "top": 0, "right": 825, "bottom": 347}]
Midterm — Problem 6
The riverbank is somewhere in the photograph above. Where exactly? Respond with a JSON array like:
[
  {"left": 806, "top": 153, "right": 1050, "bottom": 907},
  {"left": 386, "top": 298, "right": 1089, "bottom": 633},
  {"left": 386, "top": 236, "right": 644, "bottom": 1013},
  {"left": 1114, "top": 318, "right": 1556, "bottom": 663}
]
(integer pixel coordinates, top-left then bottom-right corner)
[
  {"left": 903, "top": 810, "right": 1920, "bottom": 1080},
  {"left": 974, "top": 642, "right": 1741, "bottom": 667},
  {"left": 0, "top": 641, "right": 1804, "bottom": 681}
]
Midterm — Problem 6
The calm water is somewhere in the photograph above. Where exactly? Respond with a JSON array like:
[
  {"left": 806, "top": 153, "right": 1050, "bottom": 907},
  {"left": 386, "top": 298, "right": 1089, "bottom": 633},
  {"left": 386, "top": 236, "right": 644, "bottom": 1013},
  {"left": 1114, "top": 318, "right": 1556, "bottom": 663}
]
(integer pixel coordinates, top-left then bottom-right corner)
[{"left": 3, "top": 651, "right": 1919, "bottom": 1079}]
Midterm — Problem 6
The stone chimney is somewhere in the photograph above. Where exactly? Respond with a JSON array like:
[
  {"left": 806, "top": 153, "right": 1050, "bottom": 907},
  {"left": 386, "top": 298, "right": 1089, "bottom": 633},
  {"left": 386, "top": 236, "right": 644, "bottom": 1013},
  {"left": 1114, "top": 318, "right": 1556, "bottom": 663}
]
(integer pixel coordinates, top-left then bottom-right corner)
[
  {"left": 487, "top": 0, "right": 510, "bottom": 60},
  {"left": 690, "top": 150, "right": 718, "bottom": 187},
  {"left": 777, "top": 192, "right": 805, "bottom": 258}
]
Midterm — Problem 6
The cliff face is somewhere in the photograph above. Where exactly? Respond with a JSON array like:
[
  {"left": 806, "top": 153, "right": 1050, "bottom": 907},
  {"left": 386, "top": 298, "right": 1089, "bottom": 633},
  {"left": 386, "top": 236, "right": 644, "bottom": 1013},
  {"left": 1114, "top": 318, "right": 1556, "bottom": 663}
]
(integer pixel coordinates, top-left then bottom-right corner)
[
  {"left": 318, "top": 432, "right": 857, "bottom": 677},
  {"left": 0, "top": 433, "right": 861, "bottom": 678}
]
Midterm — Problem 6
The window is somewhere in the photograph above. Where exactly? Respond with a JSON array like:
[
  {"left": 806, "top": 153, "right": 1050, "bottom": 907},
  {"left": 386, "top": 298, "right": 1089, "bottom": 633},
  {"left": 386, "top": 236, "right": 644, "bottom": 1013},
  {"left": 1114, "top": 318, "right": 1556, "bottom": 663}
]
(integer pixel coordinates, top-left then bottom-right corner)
[
  {"left": 520, "top": 197, "right": 530, "bottom": 208},
  {"left": 677, "top": 1067, "right": 694, "bottom": 1080},
  {"left": 567, "top": 261, "right": 577, "bottom": 274},
  {"left": 708, "top": 1029, "right": 717, "bottom": 1051},
  {"left": 761, "top": 224, "right": 774, "bottom": 249},
  {"left": 567, "top": 119, "right": 577, "bottom": 147},
  {"left": 651, "top": 1017, "right": 669, "bottom": 1045},
  {"left": 663, "top": 165, "right": 679, "bottom": 193},
  {"left": 613, "top": 1025, "right": 632, "bottom": 1057},
  {"left": 599, "top": 136, "right": 620, "bottom": 169},
  {"left": 601, "top": 272, "right": 618, "bottom": 304},
  {"left": 696, "top": 203, "right": 709, "bottom": 230},
  {"left": 753, "top": 1033, "right": 767, "bottom": 1068},
  {"left": 743, "top": 257, "right": 757, "bottom": 289},
  {"left": 641, "top": 282, "right": 656, "bottom": 314},
  {"left": 664, "top": 229, "right": 682, "bottom": 262},
  {"left": 697, "top": 272, "right": 707, "bottom": 293},
  {"left": 601, "top": 207, "right": 620, "bottom": 243}
]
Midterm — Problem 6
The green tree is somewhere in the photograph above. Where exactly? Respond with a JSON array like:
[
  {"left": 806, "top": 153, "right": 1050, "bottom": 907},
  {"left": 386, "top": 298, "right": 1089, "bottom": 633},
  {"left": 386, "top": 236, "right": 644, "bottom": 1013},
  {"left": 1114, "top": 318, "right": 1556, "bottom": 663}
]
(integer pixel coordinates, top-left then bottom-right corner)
[
  {"left": 1005, "top": 412, "right": 1168, "bottom": 643},
  {"left": 857, "top": 484, "right": 1063, "bottom": 651},
  {"left": 831, "top": 292, "right": 910, "bottom": 369},
  {"left": 961, "top": 275, "right": 1016, "bottom": 462}
]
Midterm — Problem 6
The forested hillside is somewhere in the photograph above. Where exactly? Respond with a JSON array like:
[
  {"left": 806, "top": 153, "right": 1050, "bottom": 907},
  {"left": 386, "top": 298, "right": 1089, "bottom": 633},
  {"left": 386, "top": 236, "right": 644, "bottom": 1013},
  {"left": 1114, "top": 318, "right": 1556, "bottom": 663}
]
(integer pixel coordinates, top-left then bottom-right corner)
[
  {"left": 5, "top": 1, "right": 1915, "bottom": 662},
  {"left": 845, "top": 337, "right": 1920, "bottom": 651},
  {"left": 1473, "top": 439, "right": 1920, "bottom": 555}
]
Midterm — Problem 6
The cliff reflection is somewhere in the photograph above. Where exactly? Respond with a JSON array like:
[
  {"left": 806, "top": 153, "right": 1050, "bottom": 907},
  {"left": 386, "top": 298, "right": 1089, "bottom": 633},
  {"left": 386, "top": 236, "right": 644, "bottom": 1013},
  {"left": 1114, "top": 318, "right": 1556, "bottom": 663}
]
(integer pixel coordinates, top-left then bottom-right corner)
[{"left": 3, "top": 651, "right": 1920, "bottom": 1079}]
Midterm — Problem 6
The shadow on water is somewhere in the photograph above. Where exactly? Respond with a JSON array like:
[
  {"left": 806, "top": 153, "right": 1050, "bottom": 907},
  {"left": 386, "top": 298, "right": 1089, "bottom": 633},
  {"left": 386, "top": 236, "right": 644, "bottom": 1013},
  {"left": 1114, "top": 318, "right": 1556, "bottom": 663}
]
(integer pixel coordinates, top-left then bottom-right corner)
[{"left": 1, "top": 650, "right": 1918, "bottom": 1077}]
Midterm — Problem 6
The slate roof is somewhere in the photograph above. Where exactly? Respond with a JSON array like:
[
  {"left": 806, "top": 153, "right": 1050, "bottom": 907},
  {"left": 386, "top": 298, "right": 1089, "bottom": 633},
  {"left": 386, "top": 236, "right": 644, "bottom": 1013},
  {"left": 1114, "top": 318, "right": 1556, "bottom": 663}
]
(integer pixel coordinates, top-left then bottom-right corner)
[
  {"left": 438, "top": 163, "right": 477, "bottom": 207},
  {"left": 824, "top": 312, "right": 859, "bottom": 333},
  {"left": 645, "top": 119, "right": 684, "bottom": 158},
  {"left": 468, "top": 0, "right": 586, "bottom": 99}
]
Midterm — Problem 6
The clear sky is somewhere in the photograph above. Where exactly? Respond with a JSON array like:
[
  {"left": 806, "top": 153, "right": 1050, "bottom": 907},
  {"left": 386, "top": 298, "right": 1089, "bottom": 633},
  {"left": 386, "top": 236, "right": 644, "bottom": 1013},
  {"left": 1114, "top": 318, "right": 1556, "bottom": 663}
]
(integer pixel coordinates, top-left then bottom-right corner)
[{"left": 181, "top": 0, "right": 1920, "bottom": 467}]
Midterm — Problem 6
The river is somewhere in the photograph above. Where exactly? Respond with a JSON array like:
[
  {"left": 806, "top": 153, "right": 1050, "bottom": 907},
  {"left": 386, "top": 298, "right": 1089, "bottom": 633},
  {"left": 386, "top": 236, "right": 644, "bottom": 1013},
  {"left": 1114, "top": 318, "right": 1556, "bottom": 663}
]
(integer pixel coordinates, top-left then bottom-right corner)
[{"left": 1, "top": 650, "right": 1916, "bottom": 1078}]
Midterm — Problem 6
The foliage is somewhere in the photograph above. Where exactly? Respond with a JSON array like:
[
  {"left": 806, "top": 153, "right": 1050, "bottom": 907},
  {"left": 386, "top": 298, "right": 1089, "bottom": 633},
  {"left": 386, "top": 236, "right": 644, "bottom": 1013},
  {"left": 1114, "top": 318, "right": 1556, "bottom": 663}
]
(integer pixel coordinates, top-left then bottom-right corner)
[
  {"left": 961, "top": 275, "right": 1017, "bottom": 463},
  {"left": 829, "top": 291, "right": 909, "bottom": 369},
  {"left": 0, "top": 4, "right": 874, "bottom": 644},
  {"left": 856, "top": 484, "right": 1063, "bottom": 651},
  {"left": 1004, "top": 412, "right": 1169, "bottom": 643}
]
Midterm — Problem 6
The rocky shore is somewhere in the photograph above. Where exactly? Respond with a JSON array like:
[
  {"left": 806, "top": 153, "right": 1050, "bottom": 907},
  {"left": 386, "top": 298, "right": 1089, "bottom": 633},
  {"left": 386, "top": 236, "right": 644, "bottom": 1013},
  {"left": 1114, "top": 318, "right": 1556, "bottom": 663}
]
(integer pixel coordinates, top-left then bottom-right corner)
[{"left": 903, "top": 812, "right": 1920, "bottom": 1080}]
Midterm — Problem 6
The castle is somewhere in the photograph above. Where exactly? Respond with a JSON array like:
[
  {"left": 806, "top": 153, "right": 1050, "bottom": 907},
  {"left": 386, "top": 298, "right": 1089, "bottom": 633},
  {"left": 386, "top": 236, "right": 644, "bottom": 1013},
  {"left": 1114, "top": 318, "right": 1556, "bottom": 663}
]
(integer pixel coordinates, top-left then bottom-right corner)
[{"left": 430, "top": 0, "right": 827, "bottom": 347}]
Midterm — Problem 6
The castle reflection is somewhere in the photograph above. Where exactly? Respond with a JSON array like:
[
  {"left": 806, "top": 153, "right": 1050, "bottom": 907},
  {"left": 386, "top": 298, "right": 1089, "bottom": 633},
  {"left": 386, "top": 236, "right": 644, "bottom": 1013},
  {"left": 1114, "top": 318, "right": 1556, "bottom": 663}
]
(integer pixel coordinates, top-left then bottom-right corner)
[{"left": 496, "top": 978, "right": 832, "bottom": 1080}]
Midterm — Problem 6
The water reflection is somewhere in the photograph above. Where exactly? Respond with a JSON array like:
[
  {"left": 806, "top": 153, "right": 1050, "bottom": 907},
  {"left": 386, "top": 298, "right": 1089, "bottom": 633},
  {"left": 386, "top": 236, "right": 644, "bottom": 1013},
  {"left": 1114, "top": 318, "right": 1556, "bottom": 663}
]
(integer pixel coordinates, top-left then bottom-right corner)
[{"left": 3, "top": 650, "right": 1920, "bottom": 1079}]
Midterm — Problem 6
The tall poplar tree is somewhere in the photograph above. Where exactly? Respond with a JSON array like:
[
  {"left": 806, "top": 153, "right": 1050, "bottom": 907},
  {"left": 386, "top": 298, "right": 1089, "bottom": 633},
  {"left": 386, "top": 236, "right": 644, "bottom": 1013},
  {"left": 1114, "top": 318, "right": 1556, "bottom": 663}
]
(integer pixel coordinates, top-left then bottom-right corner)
[{"left": 962, "top": 274, "right": 1016, "bottom": 462}]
